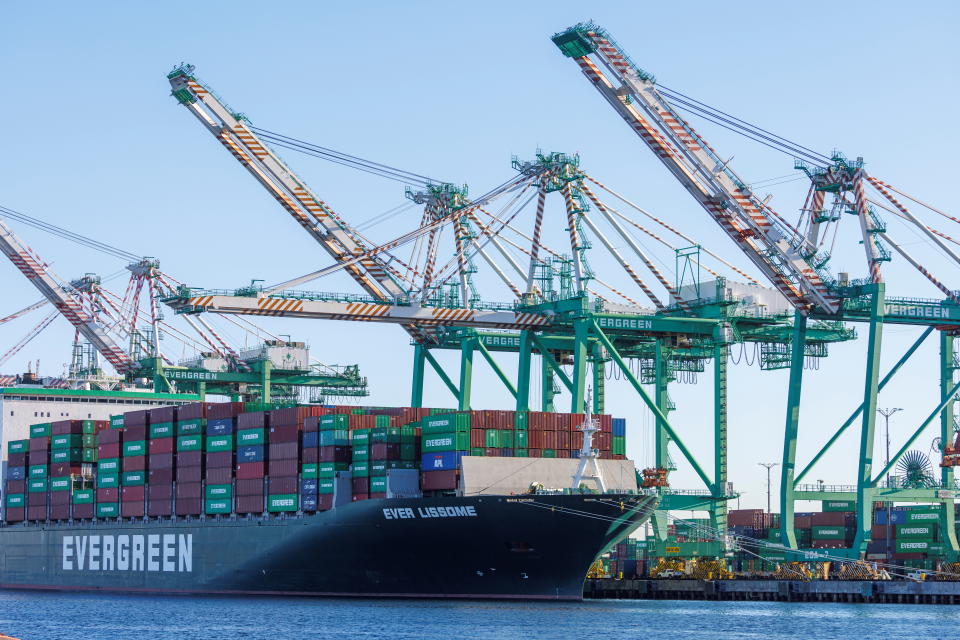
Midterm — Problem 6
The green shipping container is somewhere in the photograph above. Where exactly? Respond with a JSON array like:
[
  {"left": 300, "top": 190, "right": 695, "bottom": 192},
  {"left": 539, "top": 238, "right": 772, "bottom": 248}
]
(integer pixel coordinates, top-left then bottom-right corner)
[
  {"left": 896, "top": 523, "right": 937, "bottom": 539},
  {"left": 301, "top": 463, "right": 319, "bottom": 479},
  {"left": 421, "top": 413, "right": 470, "bottom": 435},
  {"left": 237, "top": 429, "right": 265, "bottom": 446},
  {"left": 400, "top": 426, "right": 418, "bottom": 444},
  {"left": 514, "top": 431, "right": 528, "bottom": 448},
  {"left": 7, "top": 439, "right": 28, "bottom": 454},
  {"left": 96, "top": 473, "right": 119, "bottom": 489},
  {"left": 470, "top": 447, "right": 485, "bottom": 456},
  {"left": 515, "top": 412, "right": 528, "bottom": 430},
  {"left": 82, "top": 434, "right": 97, "bottom": 448},
  {"left": 318, "top": 479, "right": 335, "bottom": 494},
  {"left": 206, "top": 435, "right": 234, "bottom": 452},
  {"left": 422, "top": 432, "right": 469, "bottom": 452},
  {"left": 28, "top": 465, "right": 47, "bottom": 479},
  {"left": 319, "top": 429, "right": 349, "bottom": 447},
  {"left": 110, "top": 414, "right": 124, "bottom": 429},
  {"left": 206, "top": 484, "right": 232, "bottom": 499},
  {"left": 98, "top": 458, "right": 120, "bottom": 473},
  {"left": 81, "top": 420, "right": 97, "bottom": 434},
  {"left": 370, "top": 477, "right": 387, "bottom": 493},
  {"left": 400, "top": 443, "right": 418, "bottom": 461},
  {"left": 51, "top": 434, "right": 83, "bottom": 450},
  {"left": 177, "top": 435, "right": 202, "bottom": 451},
  {"left": 514, "top": 448, "right": 529, "bottom": 457},
  {"left": 906, "top": 510, "right": 940, "bottom": 523},
  {"left": 812, "top": 526, "right": 845, "bottom": 539},
  {"left": 371, "top": 427, "right": 400, "bottom": 443},
  {"left": 205, "top": 499, "right": 232, "bottom": 515},
  {"left": 28, "top": 479, "right": 47, "bottom": 493},
  {"left": 317, "top": 462, "right": 349, "bottom": 478},
  {"left": 352, "top": 445, "right": 369, "bottom": 460},
  {"left": 72, "top": 489, "right": 94, "bottom": 504},
  {"left": 5, "top": 494, "right": 25, "bottom": 507},
  {"left": 374, "top": 415, "right": 391, "bottom": 428},
  {"left": 351, "top": 462, "right": 370, "bottom": 477},
  {"left": 29, "top": 423, "right": 52, "bottom": 438},
  {"left": 542, "top": 449, "right": 557, "bottom": 458},
  {"left": 149, "top": 422, "right": 175, "bottom": 439},
  {"left": 122, "top": 471, "right": 146, "bottom": 486},
  {"left": 96, "top": 503, "right": 119, "bottom": 518},
  {"left": 896, "top": 539, "right": 931, "bottom": 553},
  {"left": 484, "top": 429, "right": 500, "bottom": 448},
  {"left": 612, "top": 436, "right": 626, "bottom": 456},
  {"left": 123, "top": 440, "right": 146, "bottom": 457},
  {"left": 319, "top": 414, "right": 348, "bottom": 429},
  {"left": 499, "top": 430, "right": 514, "bottom": 448},
  {"left": 351, "top": 429, "right": 370, "bottom": 445},
  {"left": 822, "top": 500, "right": 855, "bottom": 512},
  {"left": 176, "top": 419, "right": 205, "bottom": 435},
  {"left": 50, "top": 477, "right": 72, "bottom": 492},
  {"left": 82, "top": 448, "right": 98, "bottom": 463},
  {"left": 267, "top": 494, "right": 298, "bottom": 512},
  {"left": 51, "top": 448, "right": 83, "bottom": 463}
]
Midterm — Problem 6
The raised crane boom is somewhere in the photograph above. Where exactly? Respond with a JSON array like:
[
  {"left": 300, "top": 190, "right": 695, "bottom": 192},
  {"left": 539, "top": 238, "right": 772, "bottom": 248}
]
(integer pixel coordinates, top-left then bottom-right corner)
[
  {"left": 552, "top": 23, "right": 839, "bottom": 314},
  {"left": 0, "top": 218, "right": 137, "bottom": 373},
  {"left": 167, "top": 65, "right": 406, "bottom": 302}
]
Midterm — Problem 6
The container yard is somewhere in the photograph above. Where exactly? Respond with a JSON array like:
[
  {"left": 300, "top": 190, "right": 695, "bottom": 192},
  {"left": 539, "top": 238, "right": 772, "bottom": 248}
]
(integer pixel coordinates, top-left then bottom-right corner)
[{"left": 1, "top": 4, "right": 958, "bottom": 617}]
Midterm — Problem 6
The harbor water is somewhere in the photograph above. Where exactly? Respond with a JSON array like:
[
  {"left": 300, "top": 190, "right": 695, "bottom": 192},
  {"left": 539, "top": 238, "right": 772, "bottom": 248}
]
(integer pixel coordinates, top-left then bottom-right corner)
[{"left": 0, "top": 592, "right": 958, "bottom": 639}]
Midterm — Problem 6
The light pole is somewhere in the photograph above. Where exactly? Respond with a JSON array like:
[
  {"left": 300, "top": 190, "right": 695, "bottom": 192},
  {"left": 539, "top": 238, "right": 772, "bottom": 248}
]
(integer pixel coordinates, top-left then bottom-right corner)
[
  {"left": 758, "top": 462, "right": 779, "bottom": 515},
  {"left": 877, "top": 407, "right": 902, "bottom": 559}
]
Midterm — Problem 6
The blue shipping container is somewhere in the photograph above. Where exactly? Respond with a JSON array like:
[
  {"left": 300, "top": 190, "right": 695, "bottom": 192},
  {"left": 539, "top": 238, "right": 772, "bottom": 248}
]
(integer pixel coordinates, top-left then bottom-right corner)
[
  {"left": 301, "top": 494, "right": 318, "bottom": 511},
  {"left": 302, "top": 432, "right": 319, "bottom": 448},
  {"left": 237, "top": 445, "right": 264, "bottom": 463},
  {"left": 421, "top": 451, "right": 462, "bottom": 471},
  {"left": 7, "top": 466, "right": 25, "bottom": 480},
  {"left": 300, "top": 478, "right": 318, "bottom": 494},
  {"left": 207, "top": 418, "right": 235, "bottom": 436},
  {"left": 612, "top": 418, "right": 626, "bottom": 437},
  {"left": 875, "top": 509, "right": 909, "bottom": 525}
]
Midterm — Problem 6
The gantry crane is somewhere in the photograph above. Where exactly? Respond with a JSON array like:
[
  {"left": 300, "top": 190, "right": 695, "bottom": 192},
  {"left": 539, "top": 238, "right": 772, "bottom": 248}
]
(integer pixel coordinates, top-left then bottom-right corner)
[{"left": 553, "top": 21, "right": 960, "bottom": 559}]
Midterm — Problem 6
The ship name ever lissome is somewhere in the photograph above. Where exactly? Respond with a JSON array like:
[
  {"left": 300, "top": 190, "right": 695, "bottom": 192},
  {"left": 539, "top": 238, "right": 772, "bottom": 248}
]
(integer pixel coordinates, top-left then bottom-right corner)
[
  {"left": 382, "top": 506, "right": 477, "bottom": 520},
  {"left": 62, "top": 534, "right": 192, "bottom": 572}
]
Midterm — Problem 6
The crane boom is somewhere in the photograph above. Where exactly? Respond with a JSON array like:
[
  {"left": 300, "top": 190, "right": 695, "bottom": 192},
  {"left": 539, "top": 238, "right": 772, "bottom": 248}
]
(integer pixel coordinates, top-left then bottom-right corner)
[
  {"left": 0, "top": 218, "right": 137, "bottom": 373},
  {"left": 167, "top": 65, "right": 406, "bottom": 302},
  {"left": 552, "top": 23, "right": 839, "bottom": 314}
]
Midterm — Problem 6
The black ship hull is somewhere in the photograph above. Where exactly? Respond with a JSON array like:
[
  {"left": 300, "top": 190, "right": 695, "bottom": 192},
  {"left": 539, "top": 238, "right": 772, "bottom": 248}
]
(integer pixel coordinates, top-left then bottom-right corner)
[{"left": 0, "top": 493, "right": 656, "bottom": 600}]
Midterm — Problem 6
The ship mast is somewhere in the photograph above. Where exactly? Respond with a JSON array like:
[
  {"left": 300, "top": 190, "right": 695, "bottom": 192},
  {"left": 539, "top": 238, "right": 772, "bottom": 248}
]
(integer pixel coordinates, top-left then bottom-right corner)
[{"left": 572, "top": 387, "right": 606, "bottom": 492}]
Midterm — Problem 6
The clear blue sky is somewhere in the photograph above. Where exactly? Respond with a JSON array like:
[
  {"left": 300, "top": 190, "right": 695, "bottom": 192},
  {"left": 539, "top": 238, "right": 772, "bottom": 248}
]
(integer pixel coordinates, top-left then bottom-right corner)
[{"left": 2, "top": 1, "right": 958, "bottom": 509}]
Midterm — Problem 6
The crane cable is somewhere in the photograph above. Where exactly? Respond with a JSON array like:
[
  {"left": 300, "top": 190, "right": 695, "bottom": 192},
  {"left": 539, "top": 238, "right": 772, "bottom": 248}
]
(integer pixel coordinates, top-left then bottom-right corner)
[{"left": 0, "top": 204, "right": 141, "bottom": 262}]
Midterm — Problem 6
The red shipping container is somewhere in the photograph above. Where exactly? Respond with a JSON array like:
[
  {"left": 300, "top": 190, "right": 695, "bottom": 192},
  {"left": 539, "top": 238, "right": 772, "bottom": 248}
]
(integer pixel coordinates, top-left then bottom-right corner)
[
  {"left": 351, "top": 493, "right": 369, "bottom": 502},
  {"left": 98, "top": 429, "right": 121, "bottom": 445},
  {"left": 176, "top": 482, "right": 202, "bottom": 499},
  {"left": 302, "top": 448, "right": 319, "bottom": 464},
  {"left": 71, "top": 503, "right": 93, "bottom": 519},
  {"left": 49, "top": 504, "right": 70, "bottom": 520},
  {"left": 236, "top": 478, "right": 265, "bottom": 496},
  {"left": 27, "top": 492, "right": 47, "bottom": 506},
  {"left": 268, "top": 425, "right": 300, "bottom": 443},
  {"left": 27, "top": 505, "right": 47, "bottom": 520},
  {"left": 483, "top": 447, "right": 498, "bottom": 457},
  {"left": 50, "top": 491, "right": 71, "bottom": 506},
  {"left": 205, "top": 467, "right": 233, "bottom": 484},
  {"left": 371, "top": 443, "right": 401, "bottom": 460},
  {"left": 268, "top": 442, "right": 299, "bottom": 461},
  {"left": 149, "top": 453, "right": 174, "bottom": 470},
  {"left": 178, "top": 450, "right": 203, "bottom": 467},
  {"left": 148, "top": 499, "right": 173, "bottom": 517},
  {"left": 319, "top": 446, "right": 351, "bottom": 463},
  {"left": 148, "top": 484, "right": 174, "bottom": 501},
  {"left": 50, "top": 463, "right": 81, "bottom": 477},
  {"left": 52, "top": 420, "right": 83, "bottom": 435},
  {"left": 123, "top": 456, "right": 146, "bottom": 472},
  {"left": 270, "top": 406, "right": 312, "bottom": 427},
  {"left": 352, "top": 477, "right": 370, "bottom": 494},
  {"left": 596, "top": 432, "right": 611, "bottom": 451},
  {"left": 268, "top": 476, "right": 298, "bottom": 494},
  {"left": 97, "top": 488, "right": 119, "bottom": 502},
  {"left": 175, "top": 498, "right": 202, "bottom": 516},
  {"left": 810, "top": 511, "right": 848, "bottom": 526},
  {"left": 122, "top": 486, "right": 145, "bottom": 501},
  {"left": 149, "top": 406, "right": 177, "bottom": 423},
  {"left": 6, "top": 480, "right": 25, "bottom": 494},
  {"left": 29, "top": 437, "right": 49, "bottom": 452},
  {"left": 794, "top": 515, "right": 813, "bottom": 529},
  {"left": 5, "top": 507, "right": 25, "bottom": 522},
  {"left": 177, "top": 402, "right": 206, "bottom": 421},
  {"left": 303, "top": 416, "right": 319, "bottom": 432},
  {"left": 149, "top": 438, "right": 175, "bottom": 455},
  {"left": 98, "top": 443, "right": 121, "bottom": 459},
  {"left": 8, "top": 452, "right": 26, "bottom": 467},
  {"left": 470, "top": 429, "right": 485, "bottom": 448},
  {"left": 528, "top": 449, "right": 542, "bottom": 458},
  {"left": 206, "top": 451, "right": 234, "bottom": 468},
  {"left": 124, "top": 410, "right": 150, "bottom": 427},
  {"left": 123, "top": 424, "right": 147, "bottom": 441},
  {"left": 237, "top": 411, "right": 268, "bottom": 429},
  {"left": 206, "top": 402, "right": 244, "bottom": 420},
  {"left": 176, "top": 466, "right": 202, "bottom": 483},
  {"left": 370, "top": 492, "right": 387, "bottom": 499},
  {"left": 317, "top": 494, "right": 334, "bottom": 511},
  {"left": 121, "top": 501, "right": 146, "bottom": 518},
  {"left": 421, "top": 470, "right": 459, "bottom": 491},
  {"left": 236, "top": 462, "right": 265, "bottom": 479},
  {"left": 268, "top": 459, "right": 298, "bottom": 477},
  {"left": 236, "top": 495, "right": 264, "bottom": 514}
]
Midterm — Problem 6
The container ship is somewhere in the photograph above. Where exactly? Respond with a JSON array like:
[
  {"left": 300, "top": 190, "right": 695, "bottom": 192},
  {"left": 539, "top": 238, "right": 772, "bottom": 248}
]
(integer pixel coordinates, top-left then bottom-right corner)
[{"left": 0, "top": 402, "right": 654, "bottom": 600}]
